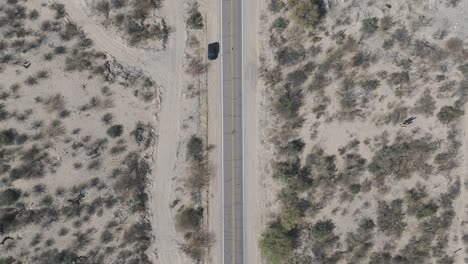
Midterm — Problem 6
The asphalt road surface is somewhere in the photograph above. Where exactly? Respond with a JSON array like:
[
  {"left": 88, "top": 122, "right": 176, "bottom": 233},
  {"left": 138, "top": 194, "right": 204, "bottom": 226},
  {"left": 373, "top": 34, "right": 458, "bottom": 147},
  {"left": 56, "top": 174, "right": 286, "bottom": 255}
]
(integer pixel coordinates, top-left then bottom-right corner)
[{"left": 221, "top": 0, "right": 243, "bottom": 263}]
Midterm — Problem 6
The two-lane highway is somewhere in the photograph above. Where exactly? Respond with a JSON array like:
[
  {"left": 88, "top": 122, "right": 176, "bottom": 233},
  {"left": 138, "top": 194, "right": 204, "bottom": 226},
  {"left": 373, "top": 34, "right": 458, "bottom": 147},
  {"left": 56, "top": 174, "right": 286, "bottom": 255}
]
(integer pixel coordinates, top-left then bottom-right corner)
[{"left": 221, "top": 0, "right": 243, "bottom": 263}]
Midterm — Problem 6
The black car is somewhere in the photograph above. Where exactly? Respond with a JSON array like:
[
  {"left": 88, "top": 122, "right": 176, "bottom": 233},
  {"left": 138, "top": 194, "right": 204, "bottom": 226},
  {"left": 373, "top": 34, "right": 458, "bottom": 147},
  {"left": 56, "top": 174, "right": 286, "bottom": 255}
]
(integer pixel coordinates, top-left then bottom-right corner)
[{"left": 208, "top": 42, "right": 219, "bottom": 60}]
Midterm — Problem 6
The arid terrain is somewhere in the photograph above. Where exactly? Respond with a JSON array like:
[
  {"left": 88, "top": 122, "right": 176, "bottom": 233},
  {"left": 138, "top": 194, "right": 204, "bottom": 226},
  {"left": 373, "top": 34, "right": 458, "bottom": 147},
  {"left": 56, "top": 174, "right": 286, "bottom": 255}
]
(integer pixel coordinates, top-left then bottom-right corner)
[
  {"left": 256, "top": 0, "right": 468, "bottom": 263},
  {"left": 2, "top": 0, "right": 468, "bottom": 263},
  {"left": 0, "top": 0, "right": 221, "bottom": 263}
]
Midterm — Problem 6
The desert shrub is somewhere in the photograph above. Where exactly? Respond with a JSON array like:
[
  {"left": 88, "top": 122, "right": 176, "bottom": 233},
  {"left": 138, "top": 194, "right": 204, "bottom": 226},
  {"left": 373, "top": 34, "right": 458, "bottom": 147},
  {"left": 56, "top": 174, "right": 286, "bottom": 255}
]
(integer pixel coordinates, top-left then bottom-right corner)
[
  {"left": 413, "top": 89, "right": 436, "bottom": 117},
  {"left": 381, "top": 106, "right": 408, "bottom": 125},
  {"left": 187, "top": 135, "right": 204, "bottom": 162},
  {"left": 44, "top": 94, "right": 65, "bottom": 112},
  {"left": 0, "top": 128, "right": 18, "bottom": 145},
  {"left": 360, "top": 79, "right": 380, "bottom": 91},
  {"left": 186, "top": 57, "right": 208, "bottom": 76},
  {"left": 283, "top": 139, "right": 305, "bottom": 155},
  {"left": 413, "top": 40, "right": 444, "bottom": 61},
  {"left": 351, "top": 51, "right": 372, "bottom": 68},
  {"left": 175, "top": 207, "right": 203, "bottom": 232},
  {"left": 415, "top": 201, "right": 439, "bottom": 219},
  {"left": 268, "top": 0, "right": 286, "bottom": 13},
  {"left": 273, "top": 157, "right": 311, "bottom": 191},
  {"left": 50, "top": 3, "right": 66, "bottom": 19},
  {"left": 107, "top": 124, "right": 124, "bottom": 138},
  {"left": 287, "top": 0, "right": 321, "bottom": 28},
  {"left": 396, "top": 235, "right": 432, "bottom": 264},
  {"left": 29, "top": 9, "right": 39, "bottom": 20},
  {"left": 275, "top": 46, "right": 305, "bottom": 66},
  {"left": 437, "top": 106, "right": 463, "bottom": 124},
  {"left": 259, "top": 223, "right": 294, "bottom": 264},
  {"left": 259, "top": 65, "right": 282, "bottom": 87},
  {"left": 312, "top": 219, "right": 335, "bottom": 241},
  {"left": 112, "top": 0, "right": 127, "bottom": 8},
  {"left": 380, "top": 15, "right": 393, "bottom": 31},
  {"left": 101, "top": 229, "right": 114, "bottom": 243},
  {"left": 286, "top": 69, "right": 307, "bottom": 86},
  {"left": 25, "top": 76, "right": 38, "bottom": 85},
  {"left": 180, "top": 229, "right": 215, "bottom": 261},
  {"left": 0, "top": 188, "right": 21, "bottom": 206},
  {"left": 96, "top": 0, "right": 111, "bottom": 18},
  {"left": 102, "top": 113, "right": 113, "bottom": 124},
  {"left": 445, "top": 37, "right": 463, "bottom": 53},
  {"left": 368, "top": 136, "right": 438, "bottom": 182},
  {"left": 60, "top": 22, "right": 80, "bottom": 41},
  {"left": 273, "top": 86, "right": 303, "bottom": 119},
  {"left": 46, "top": 119, "right": 66, "bottom": 138},
  {"left": 54, "top": 45, "right": 67, "bottom": 55},
  {"left": 0, "top": 104, "right": 9, "bottom": 121},
  {"left": 457, "top": 63, "right": 468, "bottom": 77},
  {"left": 336, "top": 78, "right": 363, "bottom": 121},
  {"left": 271, "top": 17, "right": 289, "bottom": 30},
  {"left": 377, "top": 199, "right": 406, "bottom": 236},
  {"left": 187, "top": 3, "right": 203, "bottom": 29},
  {"left": 361, "top": 17, "right": 378, "bottom": 34},
  {"left": 392, "top": 27, "right": 412, "bottom": 47}
]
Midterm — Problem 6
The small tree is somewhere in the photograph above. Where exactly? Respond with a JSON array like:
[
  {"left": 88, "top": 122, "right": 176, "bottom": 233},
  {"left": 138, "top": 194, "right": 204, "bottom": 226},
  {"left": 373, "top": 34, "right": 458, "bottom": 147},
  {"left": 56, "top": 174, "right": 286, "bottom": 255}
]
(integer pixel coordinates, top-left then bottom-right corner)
[
  {"left": 437, "top": 106, "right": 464, "bottom": 124},
  {"left": 259, "top": 223, "right": 294, "bottom": 264},
  {"left": 107, "top": 124, "right": 123, "bottom": 138},
  {"left": 0, "top": 188, "right": 21, "bottom": 206},
  {"left": 361, "top": 17, "right": 379, "bottom": 34},
  {"left": 312, "top": 219, "right": 335, "bottom": 241},
  {"left": 288, "top": 0, "right": 320, "bottom": 28}
]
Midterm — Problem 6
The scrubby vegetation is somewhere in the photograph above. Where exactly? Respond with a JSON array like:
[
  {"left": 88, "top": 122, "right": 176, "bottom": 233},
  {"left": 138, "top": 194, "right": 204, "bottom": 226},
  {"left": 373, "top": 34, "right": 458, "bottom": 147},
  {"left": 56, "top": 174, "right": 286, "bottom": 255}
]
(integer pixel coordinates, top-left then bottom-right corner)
[
  {"left": 258, "top": 0, "right": 466, "bottom": 263},
  {"left": 91, "top": 0, "right": 171, "bottom": 48},
  {"left": 0, "top": 2, "right": 159, "bottom": 263}
]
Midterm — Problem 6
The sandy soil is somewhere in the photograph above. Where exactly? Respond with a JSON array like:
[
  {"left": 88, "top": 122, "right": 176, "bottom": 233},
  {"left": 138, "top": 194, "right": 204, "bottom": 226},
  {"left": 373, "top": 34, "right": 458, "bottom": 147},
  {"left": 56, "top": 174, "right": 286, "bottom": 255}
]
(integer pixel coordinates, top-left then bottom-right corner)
[
  {"left": 50, "top": 0, "right": 221, "bottom": 263},
  {"left": 255, "top": 0, "right": 468, "bottom": 263}
]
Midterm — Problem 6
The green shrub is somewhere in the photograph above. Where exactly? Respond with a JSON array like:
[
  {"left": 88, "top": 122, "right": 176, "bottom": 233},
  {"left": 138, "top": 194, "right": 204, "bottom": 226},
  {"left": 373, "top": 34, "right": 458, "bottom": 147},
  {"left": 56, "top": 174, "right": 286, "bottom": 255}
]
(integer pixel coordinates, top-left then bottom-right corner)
[
  {"left": 368, "top": 136, "right": 438, "bottom": 182},
  {"left": 413, "top": 89, "right": 436, "bottom": 117},
  {"left": 0, "top": 188, "right": 21, "bottom": 206},
  {"left": 415, "top": 202, "right": 438, "bottom": 219},
  {"left": 361, "top": 17, "right": 379, "bottom": 34},
  {"left": 283, "top": 139, "right": 305, "bottom": 155},
  {"left": 187, "top": 4, "right": 203, "bottom": 29},
  {"left": 259, "top": 223, "right": 294, "bottom": 264},
  {"left": 273, "top": 87, "right": 303, "bottom": 119},
  {"left": 437, "top": 106, "right": 464, "bottom": 124},
  {"left": 107, "top": 124, "right": 124, "bottom": 138},
  {"left": 279, "top": 200, "right": 304, "bottom": 230},
  {"left": 377, "top": 199, "right": 406, "bottom": 236},
  {"left": 312, "top": 219, "right": 335, "bottom": 240},
  {"left": 101, "top": 229, "right": 114, "bottom": 243},
  {"left": 272, "top": 158, "right": 311, "bottom": 191},
  {"left": 0, "top": 128, "right": 18, "bottom": 145},
  {"left": 271, "top": 17, "right": 289, "bottom": 30},
  {"left": 288, "top": 0, "right": 320, "bottom": 28},
  {"left": 175, "top": 207, "right": 203, "bottom": 232},
  {"left": 187, "top": 135, "right": 204, "bottom": 162}
]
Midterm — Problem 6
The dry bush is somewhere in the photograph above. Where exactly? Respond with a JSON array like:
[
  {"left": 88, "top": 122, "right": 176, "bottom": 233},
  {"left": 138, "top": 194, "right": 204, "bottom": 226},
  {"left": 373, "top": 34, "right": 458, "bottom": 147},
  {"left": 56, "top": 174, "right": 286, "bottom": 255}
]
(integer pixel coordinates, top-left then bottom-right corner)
[
  {"left": 186, "top": 57, "right": 208, "bottom": 76},
  {"left": 413, "top": 89, "right": 436, "bottom": 117},
  {"left": 44, "top": 94, "right": 65, "bottom": 112},
  {"left": 180, "top": 229, "right": 215, "bottom": 261},
  {"left": 445, "top": 37, "right": 463, "bottom": 53},
  {"left": 186, "top": 3, "right": 203, "bottom": 30},
  {"left": 377, "top": 199, "right": 406, "bottom": 236},
  {"left": 368, "top": 135, "right": 438, "bottom": 182}
]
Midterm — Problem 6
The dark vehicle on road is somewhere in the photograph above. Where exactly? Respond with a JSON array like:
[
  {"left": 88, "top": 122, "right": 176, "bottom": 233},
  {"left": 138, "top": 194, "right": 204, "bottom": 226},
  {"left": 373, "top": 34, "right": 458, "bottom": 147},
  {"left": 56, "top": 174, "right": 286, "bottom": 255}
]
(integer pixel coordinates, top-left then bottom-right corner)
[{"left": 208, "top": 42, "right": 219, "bottom": 60}]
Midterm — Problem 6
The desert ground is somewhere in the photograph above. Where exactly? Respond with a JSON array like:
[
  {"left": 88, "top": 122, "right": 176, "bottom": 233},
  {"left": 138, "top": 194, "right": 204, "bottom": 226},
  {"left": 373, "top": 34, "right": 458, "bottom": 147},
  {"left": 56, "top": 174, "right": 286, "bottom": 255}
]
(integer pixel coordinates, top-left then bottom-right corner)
[
  {"left": 255, "top": 0, "right": 468, "bottom": 263},
  {"left": 2, "top": 0, "right": 468, "bottom": 263},
  {"left": 0, "top": 0, "right": 221, "bottom": 263}
]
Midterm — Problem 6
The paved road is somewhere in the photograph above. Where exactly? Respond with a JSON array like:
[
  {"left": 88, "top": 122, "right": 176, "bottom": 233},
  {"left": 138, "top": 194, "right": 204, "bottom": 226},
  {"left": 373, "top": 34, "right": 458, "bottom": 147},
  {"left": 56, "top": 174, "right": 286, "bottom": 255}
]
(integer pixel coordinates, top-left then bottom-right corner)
[{"left": 221, "top": 0, "right": 243, "bottom": 262}]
